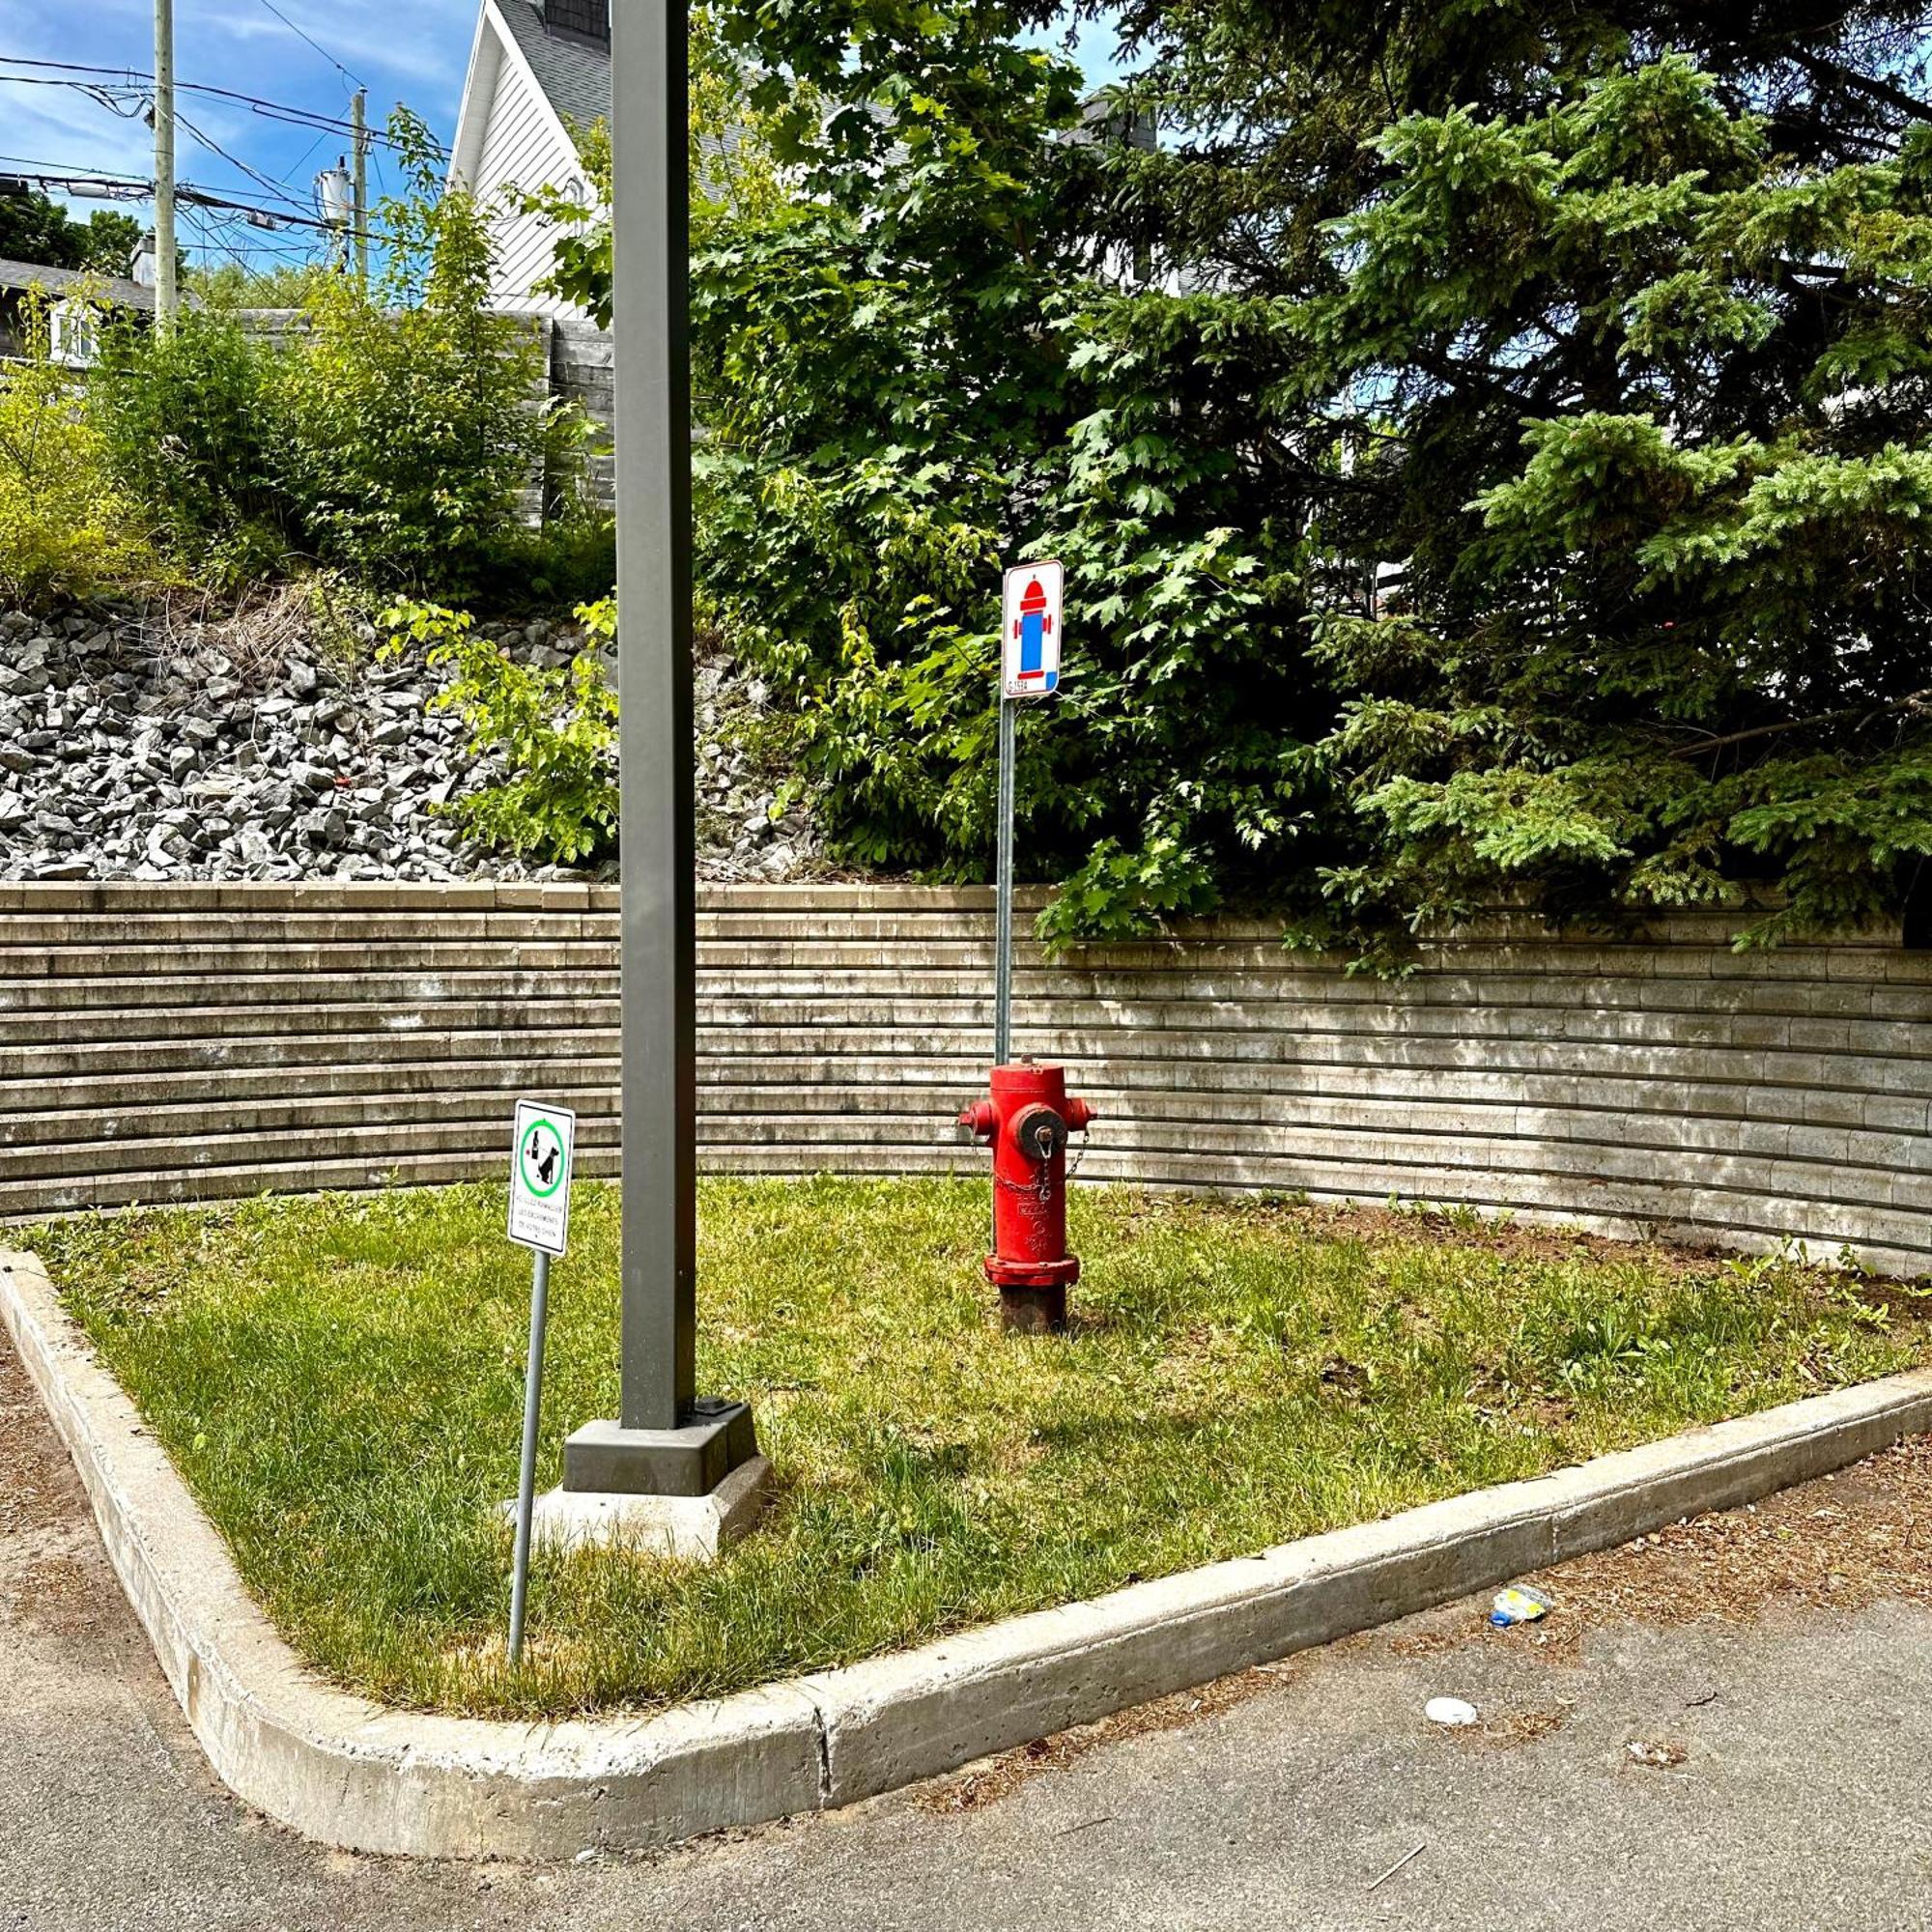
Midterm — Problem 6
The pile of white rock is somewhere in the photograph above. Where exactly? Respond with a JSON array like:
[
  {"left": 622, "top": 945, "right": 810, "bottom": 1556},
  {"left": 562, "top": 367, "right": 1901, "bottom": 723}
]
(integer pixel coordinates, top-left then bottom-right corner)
[{"left": 0, "top": 600, "right": 820, "bottom": 885}]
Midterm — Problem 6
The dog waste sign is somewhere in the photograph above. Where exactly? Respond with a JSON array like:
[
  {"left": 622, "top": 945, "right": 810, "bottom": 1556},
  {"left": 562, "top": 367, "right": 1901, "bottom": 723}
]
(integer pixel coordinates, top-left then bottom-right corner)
[
  {"left": 505, "top": 1097, "right": 574, "bottom": 1663},
  {"left": 508, "top": 1099, "right": 575, "bottom": 1257}
]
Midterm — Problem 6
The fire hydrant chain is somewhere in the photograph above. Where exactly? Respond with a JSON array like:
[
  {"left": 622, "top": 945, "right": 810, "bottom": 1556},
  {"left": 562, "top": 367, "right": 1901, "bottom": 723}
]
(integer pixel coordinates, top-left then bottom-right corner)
[{"left": 995, "top": 1164, "right": 1056, "bottom": 1207}]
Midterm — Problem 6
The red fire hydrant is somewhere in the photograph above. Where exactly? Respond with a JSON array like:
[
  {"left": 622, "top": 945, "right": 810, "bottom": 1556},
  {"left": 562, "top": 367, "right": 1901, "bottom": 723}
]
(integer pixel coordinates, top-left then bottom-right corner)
[{"left": 958, "top": 1061, "right": 1095, "bottom": 1332}]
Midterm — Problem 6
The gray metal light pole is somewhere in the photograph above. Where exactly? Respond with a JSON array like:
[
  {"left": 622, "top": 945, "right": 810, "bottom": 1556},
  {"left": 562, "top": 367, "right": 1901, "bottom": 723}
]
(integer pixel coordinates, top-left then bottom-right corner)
[{"left": 559, "top": 0, "right": 755, "bottom": 1501}]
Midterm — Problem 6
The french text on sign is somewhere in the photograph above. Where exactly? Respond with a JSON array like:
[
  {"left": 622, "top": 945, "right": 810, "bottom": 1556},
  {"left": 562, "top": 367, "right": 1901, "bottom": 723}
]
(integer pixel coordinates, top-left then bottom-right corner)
[
  {"left": 508, "top": 1099, "right": 576, "bottom": 1257},
  {"left": 1002, "top": 560, "right": 1065, "bottom": 698}
]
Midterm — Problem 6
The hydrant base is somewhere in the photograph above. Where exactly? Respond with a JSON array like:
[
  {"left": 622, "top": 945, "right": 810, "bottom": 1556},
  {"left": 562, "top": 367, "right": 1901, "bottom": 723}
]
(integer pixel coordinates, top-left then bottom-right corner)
[{"left": 999, "top": 1284, "right": 1067, "bottom": 1334}]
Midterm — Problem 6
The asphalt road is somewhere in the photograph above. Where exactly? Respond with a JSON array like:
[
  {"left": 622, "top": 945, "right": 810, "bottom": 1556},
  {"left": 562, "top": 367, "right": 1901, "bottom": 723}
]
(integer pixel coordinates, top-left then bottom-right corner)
[{"left": 8, "top": 1331, "right": 1932, "bottom": 1932}]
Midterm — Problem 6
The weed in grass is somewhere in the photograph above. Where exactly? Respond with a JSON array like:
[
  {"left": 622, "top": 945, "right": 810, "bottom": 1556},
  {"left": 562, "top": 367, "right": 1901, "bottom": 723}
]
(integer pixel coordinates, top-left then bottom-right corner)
[{"left": 26, "top": 1179, "right": 1932, "bottom": 1719}]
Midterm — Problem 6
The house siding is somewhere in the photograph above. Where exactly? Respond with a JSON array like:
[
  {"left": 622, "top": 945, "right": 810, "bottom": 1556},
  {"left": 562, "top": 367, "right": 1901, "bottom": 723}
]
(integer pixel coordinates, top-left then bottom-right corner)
[{"left": 469, "top": 36, "right": 589, "bottom": 316}]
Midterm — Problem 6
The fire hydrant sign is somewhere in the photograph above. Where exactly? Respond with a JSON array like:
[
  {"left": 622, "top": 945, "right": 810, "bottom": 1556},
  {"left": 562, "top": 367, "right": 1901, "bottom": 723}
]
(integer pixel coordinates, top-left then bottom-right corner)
[
  {"left": 1002, "top": 559, "right": 1065, "bottom": 698},
  {"left": 508, "top": 1099, "right": 576, "bottom": 1257}
]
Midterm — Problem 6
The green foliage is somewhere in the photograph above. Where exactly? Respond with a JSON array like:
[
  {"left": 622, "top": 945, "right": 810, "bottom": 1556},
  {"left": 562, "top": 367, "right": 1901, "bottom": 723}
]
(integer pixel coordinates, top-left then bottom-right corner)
[
  {"left": 90, "top": 303, "right": 288, "bottom": 587},
  {"left": 272, "top": 111, "right": 572, "bottom": 588},
  {"left": 382, "top": 596, "right": 618, "bottom": 864},
  {"left": 1286, "top": 56, "right": 1932, "bottom": 956},
  {"left": 81, "top": 109, "right": 589, "bottom": 599},
  {"left": 660, "top": 9, "right": 1318, "bottom": 937},
  {"left": 187, "top": 260, "right": 332, "bottom": 307},
  {"left": 75, "top": 210, "right": 144, "bottom": 276},
  {"left": 0, "top": 191, "right": 143, "bottom": 274},
  {"left": 0, "top": 294, "right": 156, "bottom": 605},
  {"left": 535, "top": 1, "right": 1932, "bottom": 949},
  {"left": 523, "top": 8, "right": 793, "bottom": 325},
  {"left": 465, "top": 515, "right": 619, "bottom": 615}
]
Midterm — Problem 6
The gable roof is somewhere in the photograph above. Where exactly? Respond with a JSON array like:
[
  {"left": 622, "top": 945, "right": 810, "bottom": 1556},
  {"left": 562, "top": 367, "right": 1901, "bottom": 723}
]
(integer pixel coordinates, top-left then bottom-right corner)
[
  {"left": 493, "top": 0, "right": 610, "bottom": 139},
  {"left": 0, "top": 256, "right": 154, "bottom": 310}
]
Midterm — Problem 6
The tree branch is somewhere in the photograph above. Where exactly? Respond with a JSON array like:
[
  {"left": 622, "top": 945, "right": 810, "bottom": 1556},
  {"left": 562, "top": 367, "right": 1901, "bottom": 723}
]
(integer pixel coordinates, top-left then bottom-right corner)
[
  {"left": 1665, "top": 688, "right": 1932, "bottom": 761},
  {"left": 1783, "top": 46, "right": 1932, "bottom": 129}
]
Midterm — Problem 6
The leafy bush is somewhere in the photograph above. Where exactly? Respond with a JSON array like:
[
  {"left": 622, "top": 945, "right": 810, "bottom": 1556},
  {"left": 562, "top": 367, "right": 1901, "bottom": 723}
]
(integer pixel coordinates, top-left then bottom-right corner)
[
  {"left": 383, "top": 596, "right": 618, "bottom": 864},
  {"left": 90, "top": 303, "right": 287, "bottom": 586},
  {"left": 467, "top": 515, "right": 619, "bottom": 614},
  {"left": 551, "top": 3, "right": 1932, "bottom": 952},
  {"left": 83, "top": 110, "right": 589, "bottom": 598},
  {"left": 678, "top": 22, "right": 1314, "bottom": 942},
  {"left": 0, "top": 294, "right": 156, "bottom": 605}
]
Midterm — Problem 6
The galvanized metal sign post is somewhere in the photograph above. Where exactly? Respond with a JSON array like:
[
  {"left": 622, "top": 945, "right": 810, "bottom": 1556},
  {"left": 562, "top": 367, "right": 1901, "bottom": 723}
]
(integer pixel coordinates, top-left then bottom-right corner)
[
  {"left": 994, "top": 561, "right": 1065, "bottom": 1065},
  {"left": 506, "top": 1098, "right": 575, "bottom": 1665}
]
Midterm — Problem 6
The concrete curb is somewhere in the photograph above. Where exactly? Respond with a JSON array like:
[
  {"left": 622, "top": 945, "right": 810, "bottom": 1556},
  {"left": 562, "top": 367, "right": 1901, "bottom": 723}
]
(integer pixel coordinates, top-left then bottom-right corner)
[{"left": 8, "top": 1241, "right": 1932, "bottom": 1858}]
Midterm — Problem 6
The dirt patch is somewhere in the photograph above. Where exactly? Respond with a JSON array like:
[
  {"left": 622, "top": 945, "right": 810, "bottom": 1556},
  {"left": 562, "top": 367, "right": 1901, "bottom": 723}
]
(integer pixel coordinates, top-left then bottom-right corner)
[
  {"left": 1228, "top": 1198, "right": 1764, "bottom": 1280},
  {"left": 1544, "top": 1436, "right": 1932, "bottom": 1634},
  {"left": 1387, "top": 1433, "right": 1932, "bottom": 1667},
  {"left": 1474, "top": 1704, "right": 1571, "bottom": 1748},
  {"left": 0, "top": 1338, "right": 123, "bottom": 1653},
  {"left": 15, "top": 1554, "right": 99, "bottom": 1636},
  {"left": 1151, "top": 1193, "right": 1929, "bottom": 1302},
  {"left": 916, "top": 1658, "right": 1310, "bottom": 1815},
  {"left": 0, "top": 1345, "right": 84, "bottom": 1537}
]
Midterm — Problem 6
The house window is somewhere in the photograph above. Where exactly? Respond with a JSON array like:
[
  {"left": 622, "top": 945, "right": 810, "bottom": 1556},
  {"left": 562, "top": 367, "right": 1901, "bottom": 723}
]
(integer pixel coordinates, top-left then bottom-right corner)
[
  {"left": 49, "top": 299, "right": 99, "bottom": 369},
  {"left": 545, "top": 0, "right": 609, "bottom": 43}
]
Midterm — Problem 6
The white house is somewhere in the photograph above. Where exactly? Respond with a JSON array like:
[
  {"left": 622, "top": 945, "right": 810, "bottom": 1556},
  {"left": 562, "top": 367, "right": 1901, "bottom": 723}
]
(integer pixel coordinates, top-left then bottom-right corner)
[{"left": 450, "top": 0, "right": 611, "bottom": 315}]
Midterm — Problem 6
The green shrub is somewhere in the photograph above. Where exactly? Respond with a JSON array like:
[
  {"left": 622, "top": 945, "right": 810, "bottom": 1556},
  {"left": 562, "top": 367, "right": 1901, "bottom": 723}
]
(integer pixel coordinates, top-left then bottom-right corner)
[
  {"left": 270, "top": 113, "right": 575, "bottom": 591},
  {"left": 0, "top": 294, "right": 156, "bottom": 605},
  {"left": 274, "top": 285, "right": 541, "bottom": 589},
  {"left": 384, "top": 595, "right": 617, "bottom": 864},
  {"left": 73, "top": 109, "right": 591, "bottom": 601},
  {"left": 90, "top": 303, "right": 287, "bottom": 585},
  {"left": 467, "top": 515, "right": 618, "bottom": 614}
]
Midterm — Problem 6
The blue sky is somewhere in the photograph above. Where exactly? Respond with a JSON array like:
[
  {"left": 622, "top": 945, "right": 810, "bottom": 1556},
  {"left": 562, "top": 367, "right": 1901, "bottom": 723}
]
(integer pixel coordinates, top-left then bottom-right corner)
[
  {"left": 0, "top": 0, "right": 1119, "bottom": 273},
  {"left": 0, "top": 0, "right": 479, "bottom": 270}
]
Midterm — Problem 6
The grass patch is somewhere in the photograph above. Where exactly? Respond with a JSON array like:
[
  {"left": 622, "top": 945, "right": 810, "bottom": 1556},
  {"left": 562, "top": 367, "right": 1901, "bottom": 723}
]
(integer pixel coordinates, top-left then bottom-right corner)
[{"left": 27, "top": 1179, "right": 1932, "bottom": 1719}]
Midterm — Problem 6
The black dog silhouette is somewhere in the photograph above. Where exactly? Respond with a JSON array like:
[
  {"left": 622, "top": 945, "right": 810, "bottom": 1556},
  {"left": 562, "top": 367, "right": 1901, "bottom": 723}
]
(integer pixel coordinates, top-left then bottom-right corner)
[{"left": 531, "top": 1138, "right": 560, "bottom": 1187}]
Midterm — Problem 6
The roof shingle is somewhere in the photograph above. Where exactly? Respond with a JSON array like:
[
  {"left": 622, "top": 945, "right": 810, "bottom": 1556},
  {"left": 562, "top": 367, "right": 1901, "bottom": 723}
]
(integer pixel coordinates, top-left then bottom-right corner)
[{"left": 496, "top": 0, "right": 611, "bottom": 140}]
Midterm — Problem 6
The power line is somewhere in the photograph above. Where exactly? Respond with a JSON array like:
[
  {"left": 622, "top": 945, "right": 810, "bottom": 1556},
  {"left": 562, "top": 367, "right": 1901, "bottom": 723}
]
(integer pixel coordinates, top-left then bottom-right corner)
[
  {"left": 0, "top": 57, "right": 441, "bottom": 155},
  {"left": 250, "top": 0, "right": 365, "bottom": 93},
  {"left": 0, "top": 157, "right": 408, "bottom": 247},
  {"left": 283, "top": 127, "right": 329, "bottom": 184},
  {"left": 174, "top": 105, "right": 313, "bottom": 213},
  {"left": 0, "top": 155, "right": 151, "bottom": 189},
  {"left": 0, "top": 58, "right": 147, "bottom": 80}
]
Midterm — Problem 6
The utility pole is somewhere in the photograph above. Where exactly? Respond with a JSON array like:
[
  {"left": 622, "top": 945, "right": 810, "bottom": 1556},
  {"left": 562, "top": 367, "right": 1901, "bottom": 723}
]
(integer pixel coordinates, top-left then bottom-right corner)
[
  {"left": 350, "top": 89, "right": 368, "bottom": 288},
  {"left": 554, "top": 0, "right": 759, "bottom": 1509},
  {"left": 153, "top": 0, "right": 176, "bottom": 327}
]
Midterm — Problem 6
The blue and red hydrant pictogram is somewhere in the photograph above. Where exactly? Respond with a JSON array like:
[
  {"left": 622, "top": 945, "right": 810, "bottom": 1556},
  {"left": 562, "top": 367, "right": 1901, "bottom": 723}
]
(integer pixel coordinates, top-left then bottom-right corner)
[{"left": 1013, "top": 577, "right": 1054, "bottom": 685}]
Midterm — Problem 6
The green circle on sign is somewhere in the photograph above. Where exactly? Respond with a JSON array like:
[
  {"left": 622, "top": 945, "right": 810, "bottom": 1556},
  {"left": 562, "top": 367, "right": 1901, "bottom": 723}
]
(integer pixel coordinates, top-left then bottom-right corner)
[{"left": 519, "top": 1117, "right": 565, "bottom": 1198}]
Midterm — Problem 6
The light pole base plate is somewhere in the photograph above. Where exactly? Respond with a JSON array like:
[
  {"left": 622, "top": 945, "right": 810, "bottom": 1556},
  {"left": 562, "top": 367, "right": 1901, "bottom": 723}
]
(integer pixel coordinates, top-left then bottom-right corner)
[
  {"left": 519, "top": 1454, "right": 771, "bottom": 1563},
  {"left": 561, "top": 1399, "right": 757, "bottom": 1498}
]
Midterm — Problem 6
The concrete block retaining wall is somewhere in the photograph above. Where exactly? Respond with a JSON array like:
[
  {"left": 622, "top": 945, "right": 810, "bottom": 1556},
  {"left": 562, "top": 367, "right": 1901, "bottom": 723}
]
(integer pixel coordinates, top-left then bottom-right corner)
[{"left": 2, "top": 882, "right": 1927, "bottom": 1272}]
